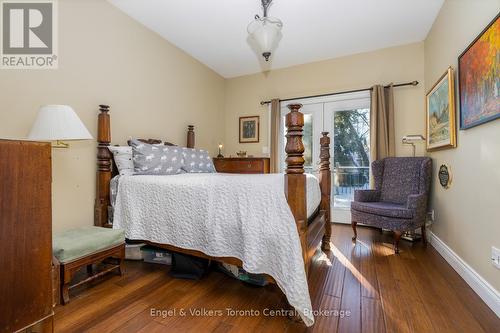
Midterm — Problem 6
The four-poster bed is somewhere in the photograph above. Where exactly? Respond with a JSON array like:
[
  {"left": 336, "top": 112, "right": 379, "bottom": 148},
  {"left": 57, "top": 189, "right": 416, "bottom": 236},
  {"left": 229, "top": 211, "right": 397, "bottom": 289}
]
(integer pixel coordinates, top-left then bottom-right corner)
[
  {"left": 94, "top": 103, "right": 332, "bottom": 268},
  {"left": 93, "top": 103, "right": 332, "bottom": 325}
]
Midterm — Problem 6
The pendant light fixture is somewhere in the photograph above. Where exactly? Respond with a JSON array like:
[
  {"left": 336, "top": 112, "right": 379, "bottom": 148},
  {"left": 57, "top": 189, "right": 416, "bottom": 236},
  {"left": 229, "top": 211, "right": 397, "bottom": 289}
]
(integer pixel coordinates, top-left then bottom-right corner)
[{"left": 247, "top": 0, "right": 283, "bottom": 62}]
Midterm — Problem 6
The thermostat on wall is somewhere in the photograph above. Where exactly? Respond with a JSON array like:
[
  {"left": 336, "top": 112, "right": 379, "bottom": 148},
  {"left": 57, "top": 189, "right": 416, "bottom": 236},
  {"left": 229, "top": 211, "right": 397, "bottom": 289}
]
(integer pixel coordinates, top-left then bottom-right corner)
[{"left": 438, "top": 164, "right": 452, "bottom": 189}]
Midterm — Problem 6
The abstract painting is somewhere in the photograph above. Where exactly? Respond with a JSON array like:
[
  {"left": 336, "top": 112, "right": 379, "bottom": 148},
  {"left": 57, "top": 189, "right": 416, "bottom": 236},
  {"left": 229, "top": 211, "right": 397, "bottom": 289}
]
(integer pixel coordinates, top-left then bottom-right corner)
[
  {"left": 426, "top": 67, "right": 457, "bottom": 151},
  {"left": 459, "top": 13, "right": 500, "bottom": 129},
  {"left": 239, "top": 116, "right": 259, "bottom": 143}
]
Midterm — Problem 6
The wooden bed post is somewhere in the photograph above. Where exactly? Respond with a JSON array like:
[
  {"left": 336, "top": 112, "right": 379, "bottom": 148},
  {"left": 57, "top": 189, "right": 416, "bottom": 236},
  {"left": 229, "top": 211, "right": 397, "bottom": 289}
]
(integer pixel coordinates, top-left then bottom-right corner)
[
  {"left": 319, "top": 132, "right": 332, "bottom": 251},
  {"left": 187, "top": 125, "right": 195, "bottom": 148},
  {"left": 94, "top": 105, "right": 112, "bottom": 228},
  {"left": 284, "top": 104, "right": 308, "bottom": 273}
]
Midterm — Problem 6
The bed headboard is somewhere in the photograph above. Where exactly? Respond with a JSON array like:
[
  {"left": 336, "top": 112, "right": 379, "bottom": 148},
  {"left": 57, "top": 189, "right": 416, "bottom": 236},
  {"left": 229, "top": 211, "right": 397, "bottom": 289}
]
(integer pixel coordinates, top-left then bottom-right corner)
[{"left": 94, "top": 105, "right": 195, "bottom": 227}]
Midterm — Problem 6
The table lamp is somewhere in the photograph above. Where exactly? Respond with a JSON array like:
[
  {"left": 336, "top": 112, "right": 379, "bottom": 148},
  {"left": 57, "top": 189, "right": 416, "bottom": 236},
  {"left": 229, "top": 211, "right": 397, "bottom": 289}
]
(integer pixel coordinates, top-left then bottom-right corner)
[{"left": 28, "top": 105, "right": 93, "bottom": 148}]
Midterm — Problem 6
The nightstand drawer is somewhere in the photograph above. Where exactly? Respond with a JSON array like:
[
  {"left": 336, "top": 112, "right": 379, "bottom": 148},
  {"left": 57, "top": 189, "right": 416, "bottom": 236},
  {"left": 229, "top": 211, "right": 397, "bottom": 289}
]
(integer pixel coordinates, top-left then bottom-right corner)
[{"left": 213, "top": 158, "right": 270, "bottom": 174}]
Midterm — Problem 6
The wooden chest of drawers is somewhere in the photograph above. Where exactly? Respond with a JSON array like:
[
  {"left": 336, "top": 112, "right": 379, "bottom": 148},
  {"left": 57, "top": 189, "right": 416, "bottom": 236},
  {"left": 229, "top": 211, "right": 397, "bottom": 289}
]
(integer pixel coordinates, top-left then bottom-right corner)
[
  {"left": 213, "top": 157, "right": 270, "bottom": 174},
  {"left": 0, "top": 140, "right": 53, "bottom": 333}
]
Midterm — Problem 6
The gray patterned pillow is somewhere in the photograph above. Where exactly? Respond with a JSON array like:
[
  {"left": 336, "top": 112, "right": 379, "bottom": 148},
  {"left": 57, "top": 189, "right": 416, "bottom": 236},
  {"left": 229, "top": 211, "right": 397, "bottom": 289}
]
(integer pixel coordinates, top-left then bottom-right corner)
[
  {"left": 130, "top": 139, "right": 184, "bottom": 175},
  {"left": 181, "top": 148, "right": 216, "bottom": 173}
]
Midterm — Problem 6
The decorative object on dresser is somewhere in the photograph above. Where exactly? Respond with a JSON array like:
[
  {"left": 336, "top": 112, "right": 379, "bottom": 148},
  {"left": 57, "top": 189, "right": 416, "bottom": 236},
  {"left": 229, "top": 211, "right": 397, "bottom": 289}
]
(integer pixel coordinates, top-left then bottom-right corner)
[
  {"left": 426, "top": 67, "right": 457, "bottom": 151},
  {"left": 213, "top": 157, "right": 270, "bottom": 174},
  {"left": 459, "top": 13, "right": 499, "bottom": 129},
  {"left": 239, "top": 116, "right": 260, "bottom": 143},
  {"left": 351, "top": 157, "right": 432, "bottom": 254},
  {"left": 53, "top": 226, "right": 125, "bottom": 304},
  {"left": 27, "top": 105, "right": 93, "bottom": 148},
  {"left": 217, "top": 143, "right": 224, "bottom": 158},
  {"left": 236, "top": 150, "right": 247, "bottom": 157},
  {"left": 0, "top": 140, "right": 54, "bottom": 333}
]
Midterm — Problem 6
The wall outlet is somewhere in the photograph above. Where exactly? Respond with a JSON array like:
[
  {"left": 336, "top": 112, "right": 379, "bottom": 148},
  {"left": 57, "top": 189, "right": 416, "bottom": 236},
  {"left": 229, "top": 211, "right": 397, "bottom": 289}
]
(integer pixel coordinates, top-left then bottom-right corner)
[
  {"left": 427, "top": 210, "right": 435, "bottom": 222},
  {"left": 492, "top": 247, "right": 500, "bottom": 269}
]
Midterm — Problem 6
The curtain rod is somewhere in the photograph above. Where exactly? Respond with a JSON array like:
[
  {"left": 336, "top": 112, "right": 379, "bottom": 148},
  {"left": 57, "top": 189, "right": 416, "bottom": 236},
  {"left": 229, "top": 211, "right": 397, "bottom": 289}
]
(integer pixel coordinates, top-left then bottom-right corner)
[{"left": 259, "top": 80, "right": 419, "bottom": 106}]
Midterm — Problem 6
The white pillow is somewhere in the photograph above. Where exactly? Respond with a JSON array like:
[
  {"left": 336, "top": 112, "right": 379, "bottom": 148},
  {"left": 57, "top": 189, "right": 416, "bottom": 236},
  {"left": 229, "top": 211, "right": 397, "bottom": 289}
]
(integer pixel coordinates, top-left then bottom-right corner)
[{"left": 108, "top": 146, "right": 134, "bottom": 176}]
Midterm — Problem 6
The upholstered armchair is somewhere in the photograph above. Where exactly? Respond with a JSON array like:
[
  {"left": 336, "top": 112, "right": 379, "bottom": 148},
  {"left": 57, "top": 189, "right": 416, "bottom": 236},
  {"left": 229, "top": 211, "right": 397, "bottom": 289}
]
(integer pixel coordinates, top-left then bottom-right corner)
[{"left": 351, "top": 157, "right": 432, "bottom": 253}]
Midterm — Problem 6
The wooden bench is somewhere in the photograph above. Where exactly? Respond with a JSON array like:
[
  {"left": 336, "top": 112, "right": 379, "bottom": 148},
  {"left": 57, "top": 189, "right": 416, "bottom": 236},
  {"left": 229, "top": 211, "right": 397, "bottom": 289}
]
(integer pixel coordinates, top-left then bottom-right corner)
[{"left": 53, "top": 226, "right": 125, "bottom": 304}]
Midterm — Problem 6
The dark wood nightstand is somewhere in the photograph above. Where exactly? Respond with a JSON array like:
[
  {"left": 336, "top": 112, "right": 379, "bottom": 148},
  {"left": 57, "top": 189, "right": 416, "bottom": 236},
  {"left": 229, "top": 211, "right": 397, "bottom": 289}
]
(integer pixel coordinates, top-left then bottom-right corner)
[{"left": 213, "top": 157, "right": 270, "bottom": 174}]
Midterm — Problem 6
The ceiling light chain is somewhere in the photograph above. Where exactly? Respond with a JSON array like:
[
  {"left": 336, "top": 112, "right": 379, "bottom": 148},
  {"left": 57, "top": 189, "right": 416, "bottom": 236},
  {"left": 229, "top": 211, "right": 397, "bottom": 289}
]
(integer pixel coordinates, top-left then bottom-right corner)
[{"left": 261, "top": 0, "right": 272, "bottom": 17}]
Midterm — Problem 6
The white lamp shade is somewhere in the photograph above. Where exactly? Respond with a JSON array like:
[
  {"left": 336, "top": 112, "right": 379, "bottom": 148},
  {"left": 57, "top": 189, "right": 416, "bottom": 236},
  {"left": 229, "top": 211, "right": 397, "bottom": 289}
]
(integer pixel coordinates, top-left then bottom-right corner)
[
  {"left": 28, "top": 105, "right": 93, "bottom": 141},
  {"left": 247, "top": 17, "right": 283, "bottom": 56}
]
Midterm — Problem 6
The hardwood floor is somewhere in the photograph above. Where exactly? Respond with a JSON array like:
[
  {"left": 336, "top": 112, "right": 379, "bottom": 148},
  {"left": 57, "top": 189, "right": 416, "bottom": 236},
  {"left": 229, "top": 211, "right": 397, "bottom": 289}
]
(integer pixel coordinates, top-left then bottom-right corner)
[{"left": 54, "top": 224, "right": 499, "bottom": 333}]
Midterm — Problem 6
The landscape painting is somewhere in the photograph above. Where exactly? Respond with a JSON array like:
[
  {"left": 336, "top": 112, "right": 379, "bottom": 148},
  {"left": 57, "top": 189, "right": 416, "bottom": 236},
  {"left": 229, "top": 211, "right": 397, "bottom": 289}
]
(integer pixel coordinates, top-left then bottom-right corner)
[
  {"left": 426, "top": 67, "right": 456, "bottom": 151},
  {"left": 459, "top": 13, "right": 500, "bottom": 129}
]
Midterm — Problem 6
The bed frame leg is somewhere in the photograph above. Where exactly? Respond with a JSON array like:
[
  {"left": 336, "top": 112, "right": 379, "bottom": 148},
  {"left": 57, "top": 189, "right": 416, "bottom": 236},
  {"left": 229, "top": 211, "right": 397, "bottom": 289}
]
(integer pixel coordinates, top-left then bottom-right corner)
[
  {"left": 284, "top": 104, "right": 308, "bottom": 275},
  {"left": 319, "top": 132, "right": 332, "bottom": 252}
]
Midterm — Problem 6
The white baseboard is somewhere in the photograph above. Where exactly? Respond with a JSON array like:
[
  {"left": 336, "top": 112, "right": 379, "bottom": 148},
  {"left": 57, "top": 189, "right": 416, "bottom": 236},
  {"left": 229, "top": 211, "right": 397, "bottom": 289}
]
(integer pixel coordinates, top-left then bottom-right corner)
[{"left": 427, "top": 230, "right": 500, "bottom": 318}]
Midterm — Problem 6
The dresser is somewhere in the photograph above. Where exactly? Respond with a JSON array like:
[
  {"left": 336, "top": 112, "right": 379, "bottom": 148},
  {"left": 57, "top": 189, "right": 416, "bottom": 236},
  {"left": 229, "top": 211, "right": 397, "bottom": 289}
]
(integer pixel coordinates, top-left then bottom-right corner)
[
  {"left": 213, "top": 157, "right": 270, "bottom": 174},
  {"left": 0, "top": 140, "right": 53, "bottom": 333}
]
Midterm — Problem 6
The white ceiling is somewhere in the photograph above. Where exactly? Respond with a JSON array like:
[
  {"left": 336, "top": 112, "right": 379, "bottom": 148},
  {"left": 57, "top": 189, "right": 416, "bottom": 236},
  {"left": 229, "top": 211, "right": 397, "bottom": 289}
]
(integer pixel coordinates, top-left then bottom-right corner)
[{"left": 108, "top": 0, "right": 444, "bottom": 78}]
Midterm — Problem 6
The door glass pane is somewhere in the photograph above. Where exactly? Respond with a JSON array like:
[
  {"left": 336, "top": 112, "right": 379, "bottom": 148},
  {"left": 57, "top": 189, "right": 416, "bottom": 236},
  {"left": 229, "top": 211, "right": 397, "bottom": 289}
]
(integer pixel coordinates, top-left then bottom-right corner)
[
  {"left": 282, "top": 114, "right": 314, "bottom": 173},
  {"left": 333, "top": 109, "right": 370, "bottom": 208},
  {"left": 303, "top": 114, "right": 313, "bottom": 172}
]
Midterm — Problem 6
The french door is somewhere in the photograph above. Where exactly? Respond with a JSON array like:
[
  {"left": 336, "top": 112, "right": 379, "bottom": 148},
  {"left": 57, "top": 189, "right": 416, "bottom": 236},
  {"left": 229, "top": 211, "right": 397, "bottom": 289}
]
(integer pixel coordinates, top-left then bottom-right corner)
[{"left": 280, "top": 91, "right": 371, "bottom": 223}]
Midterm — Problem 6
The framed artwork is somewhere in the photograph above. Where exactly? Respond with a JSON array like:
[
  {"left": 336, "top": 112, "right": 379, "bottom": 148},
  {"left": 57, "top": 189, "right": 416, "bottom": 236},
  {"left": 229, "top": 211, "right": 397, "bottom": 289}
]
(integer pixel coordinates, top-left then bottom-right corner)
[
  {"left": 458, "top": 13, "right": 499, "bottom": 129},
  {"left": 239, "top": 116, "right": 259, "bottom": 143},
  {"left": 426, "top": 67, "right": 457, "bottom": 151}
]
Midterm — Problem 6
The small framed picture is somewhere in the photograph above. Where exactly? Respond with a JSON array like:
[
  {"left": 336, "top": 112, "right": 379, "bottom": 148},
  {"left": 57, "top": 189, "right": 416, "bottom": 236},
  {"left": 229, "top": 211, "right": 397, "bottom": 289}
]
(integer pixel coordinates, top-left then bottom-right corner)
[
  {"left": 426, "top": 67, "right": 457, "bottom": 151},
  {"left": 239, "top": 116, "right": 259, "bottom": 143}
]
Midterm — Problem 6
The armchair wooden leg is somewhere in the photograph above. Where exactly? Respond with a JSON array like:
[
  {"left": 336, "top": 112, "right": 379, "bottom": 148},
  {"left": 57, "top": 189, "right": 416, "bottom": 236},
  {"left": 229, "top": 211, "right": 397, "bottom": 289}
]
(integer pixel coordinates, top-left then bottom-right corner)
[
  {"left": 394, "top": 231, "right": 402, "bottom": 254},
  {"left": 351, "top": 221, "right": 358, "bottom": 241},
  {"left": 421, "top": 225, "right": 427, "bottom": 244}
]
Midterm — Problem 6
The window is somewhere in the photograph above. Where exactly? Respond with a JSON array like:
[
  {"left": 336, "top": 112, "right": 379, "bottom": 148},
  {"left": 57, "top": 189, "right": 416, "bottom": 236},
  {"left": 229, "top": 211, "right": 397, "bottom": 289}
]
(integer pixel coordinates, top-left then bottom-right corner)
[
  {"left": 279, "top": 91, "right": 370, "bottom": 223},
  {"left": 332, "top": 108, "right": 370, "bottom": 208}
]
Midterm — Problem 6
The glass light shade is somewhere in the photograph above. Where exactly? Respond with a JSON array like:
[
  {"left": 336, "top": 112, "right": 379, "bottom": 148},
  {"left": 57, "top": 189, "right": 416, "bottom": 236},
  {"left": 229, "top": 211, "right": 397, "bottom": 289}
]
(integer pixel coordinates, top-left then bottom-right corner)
[
  {"left": 247, "top": 16, "right": 283, "bottom": 61},
  {"left": 28, "top": 105, "right": 93, "bottom": 141}
]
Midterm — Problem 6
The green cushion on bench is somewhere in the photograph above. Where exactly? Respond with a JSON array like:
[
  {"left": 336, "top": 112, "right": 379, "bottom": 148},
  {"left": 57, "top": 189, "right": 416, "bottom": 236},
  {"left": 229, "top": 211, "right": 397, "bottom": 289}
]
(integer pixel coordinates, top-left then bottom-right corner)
[{"left": 53, "top": 226, "right": 125, "bottom": 264}]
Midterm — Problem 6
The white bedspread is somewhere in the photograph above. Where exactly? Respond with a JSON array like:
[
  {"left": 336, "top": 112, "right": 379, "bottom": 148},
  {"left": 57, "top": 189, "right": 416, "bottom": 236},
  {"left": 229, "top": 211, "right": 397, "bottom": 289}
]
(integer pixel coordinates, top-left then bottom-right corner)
[
  {"left": 113, "top": 173, "right": 314, "bottom": 326},
  {"left": 306, "top": 173, "right": 321, "bottom": 218},
  {"left": 111, "top": 173, "right": 321, "bottom": 219}
]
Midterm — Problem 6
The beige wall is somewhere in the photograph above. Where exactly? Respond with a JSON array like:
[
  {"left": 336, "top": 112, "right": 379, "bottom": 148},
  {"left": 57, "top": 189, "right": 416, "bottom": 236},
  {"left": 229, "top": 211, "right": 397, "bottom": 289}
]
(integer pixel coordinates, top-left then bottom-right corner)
[
  {"left": 0, "top": 0, "right": 225, "bottom": 232},
  {"left": 424, "top": 0, "right": 500, "bottom": 291},
  {"left": 224, "top": 42, "right": 426, "bottom": 158},
  {"left": 2, "top": 0, "right": 497, "bottom": 295}
]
